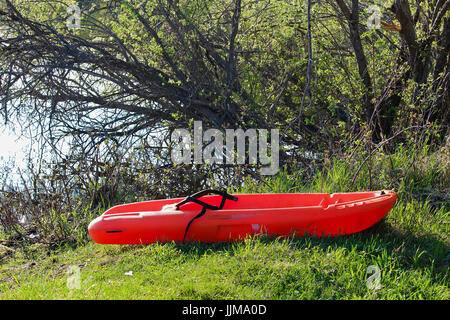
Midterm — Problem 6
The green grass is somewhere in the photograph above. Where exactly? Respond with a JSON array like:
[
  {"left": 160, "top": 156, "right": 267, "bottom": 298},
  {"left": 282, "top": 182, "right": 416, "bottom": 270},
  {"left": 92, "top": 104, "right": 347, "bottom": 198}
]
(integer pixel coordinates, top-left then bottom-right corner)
[
  {"left": 0, "top": 200, "right": 448, "bottom": 300},
  {"left": 0, "top": 237, "right": 448, "bottom": 299},
  {"left": 0, "top": 145, "right": 448, "bottom": 300}
]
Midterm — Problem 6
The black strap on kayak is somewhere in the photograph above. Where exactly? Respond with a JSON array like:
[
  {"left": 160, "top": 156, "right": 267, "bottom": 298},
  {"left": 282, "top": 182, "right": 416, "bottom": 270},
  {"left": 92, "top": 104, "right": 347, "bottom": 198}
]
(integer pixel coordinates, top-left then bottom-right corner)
[{"left": 175, "top": 189, "right": 238, "bottom": 242}]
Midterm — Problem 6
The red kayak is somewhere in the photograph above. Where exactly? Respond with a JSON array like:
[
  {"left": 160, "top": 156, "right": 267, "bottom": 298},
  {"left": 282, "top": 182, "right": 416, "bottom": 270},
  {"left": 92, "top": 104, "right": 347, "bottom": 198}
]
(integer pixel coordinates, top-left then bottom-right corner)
[{"left": 88, "top": 189, "right": 397, "bottom": 244}]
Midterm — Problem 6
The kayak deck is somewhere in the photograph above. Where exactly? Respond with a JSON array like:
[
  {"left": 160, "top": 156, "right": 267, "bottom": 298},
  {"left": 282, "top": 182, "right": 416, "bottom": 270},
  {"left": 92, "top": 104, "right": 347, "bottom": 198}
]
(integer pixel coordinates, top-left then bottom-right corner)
[{"left": 88, "top": 190, "right": 397, "bottom": 244}]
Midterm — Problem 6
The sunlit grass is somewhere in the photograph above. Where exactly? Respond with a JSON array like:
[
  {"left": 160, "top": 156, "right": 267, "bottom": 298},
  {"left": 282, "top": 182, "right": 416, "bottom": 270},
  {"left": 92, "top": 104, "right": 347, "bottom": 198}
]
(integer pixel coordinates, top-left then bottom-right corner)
[{"left": 0, "top": 228, "right": 448, "bottom": 299}]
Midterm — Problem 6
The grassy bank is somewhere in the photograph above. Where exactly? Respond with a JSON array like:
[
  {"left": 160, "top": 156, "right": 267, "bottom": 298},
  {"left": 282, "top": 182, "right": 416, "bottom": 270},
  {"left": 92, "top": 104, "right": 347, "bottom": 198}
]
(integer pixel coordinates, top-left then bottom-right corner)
[
  {"left": 0, "top": 227, "right": 448, "bottom": 299},
  {"left": 0, "top": 145, "right": 448, "bottom": 300}
]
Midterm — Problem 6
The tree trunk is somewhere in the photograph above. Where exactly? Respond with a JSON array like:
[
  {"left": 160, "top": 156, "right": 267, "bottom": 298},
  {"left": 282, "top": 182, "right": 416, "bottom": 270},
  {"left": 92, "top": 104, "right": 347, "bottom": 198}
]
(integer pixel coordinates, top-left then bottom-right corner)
[
  {"left": 336, "top": 0, "right": 375, "bottom": 126},
  {"left": 432, "top": 17, "right": 450, "bottom": 125}
]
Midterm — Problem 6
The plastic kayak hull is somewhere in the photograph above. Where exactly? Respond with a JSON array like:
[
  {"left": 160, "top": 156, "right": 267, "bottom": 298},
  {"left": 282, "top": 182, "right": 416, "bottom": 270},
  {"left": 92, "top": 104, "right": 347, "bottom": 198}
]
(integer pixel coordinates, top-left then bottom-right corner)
[{"left": 88, "top": 190, "right": 397, "bottom": 244}]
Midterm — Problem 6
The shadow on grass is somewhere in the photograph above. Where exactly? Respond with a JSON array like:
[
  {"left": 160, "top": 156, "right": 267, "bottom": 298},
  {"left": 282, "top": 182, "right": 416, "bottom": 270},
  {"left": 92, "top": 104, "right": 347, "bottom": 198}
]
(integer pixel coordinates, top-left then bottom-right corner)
[{"left": 168, "top": 218, "right": 449, "bottom": 277}]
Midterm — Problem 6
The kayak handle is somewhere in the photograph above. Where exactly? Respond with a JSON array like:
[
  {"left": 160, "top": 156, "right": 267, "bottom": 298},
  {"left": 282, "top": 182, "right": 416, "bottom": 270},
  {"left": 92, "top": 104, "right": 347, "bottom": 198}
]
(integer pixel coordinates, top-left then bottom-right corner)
[
  {"left": 175, "top": 189, "right": 238, "bottom": 211},
  {"left": 176, "top": 189, "right": 238, "bottom": 243}
]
